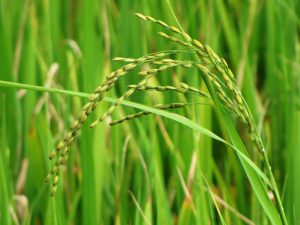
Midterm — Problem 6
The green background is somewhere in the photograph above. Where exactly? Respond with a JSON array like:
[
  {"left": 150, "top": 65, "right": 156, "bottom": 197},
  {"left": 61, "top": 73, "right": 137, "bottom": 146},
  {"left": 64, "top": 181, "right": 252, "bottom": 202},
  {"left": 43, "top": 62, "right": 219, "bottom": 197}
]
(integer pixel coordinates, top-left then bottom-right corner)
[{"left": 0, "top": 0, "right": 299, "bottom": 224}]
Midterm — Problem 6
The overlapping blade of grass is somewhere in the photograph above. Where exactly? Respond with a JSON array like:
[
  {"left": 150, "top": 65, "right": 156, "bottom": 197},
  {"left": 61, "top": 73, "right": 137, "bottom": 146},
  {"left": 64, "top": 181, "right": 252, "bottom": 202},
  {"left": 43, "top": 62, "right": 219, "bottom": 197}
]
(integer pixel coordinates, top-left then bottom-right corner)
[
  {"left": 187, "top": 53, "right": 282, "bottom": 224},
  {"left": 272, "top": 0, "right": 300, "bottom": 223},
  {"left": 201, "top": 173, "right": 227, "bottom": 225},
  {"left": 0, "top": 0, "right": 21, "bottom": 179},
  {"left": 0, "top": 81, "right": 272, "bottom": 187},
  {"left": 218, "top": 105, "right": 281, "bottom": 225},
  {"left": 186, "top": 3, "right": 216, "bottom": 224},
  {"left": 177, "top": 199, "right": 195, "bottom": 225},
  {"left": 163, "top": 3, "right": 284, "bottom": 223},
  {"left": 44, "top": 199, "right": 60, "bottom": 225},
  {"left": 77, "top": 0, "right": 105, "bottom": 223},
  {"left": 152, "top": 141, "right": 174, "bottom": 225},
  {"left": 0, "top": 157, "right": 12, "bottom": 225},
  {"left": 264, "top": 0, "right": 300, "bottom": 223},
  {"left": 199, "top": 40, "right": 283, "bottom": 225},
  {"left": 0, "top": 97, "right": 12, "bottom": 225},
  {"left": 0, "top": 8, "right": 14, "bottom": 225}
]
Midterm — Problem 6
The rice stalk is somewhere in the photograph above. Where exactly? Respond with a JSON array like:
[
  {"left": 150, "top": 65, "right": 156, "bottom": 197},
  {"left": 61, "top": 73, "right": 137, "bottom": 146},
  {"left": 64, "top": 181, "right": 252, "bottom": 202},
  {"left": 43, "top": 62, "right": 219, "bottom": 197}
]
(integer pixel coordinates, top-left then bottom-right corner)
[
  {"left": 135, "top": 12, "right": 288, "bottom": 224},
  {"left": 43, "top": 11, "right": 289, "bottom": 225},
  {"left": 109, "top": 102, "right": 199, "bottom": 126}
]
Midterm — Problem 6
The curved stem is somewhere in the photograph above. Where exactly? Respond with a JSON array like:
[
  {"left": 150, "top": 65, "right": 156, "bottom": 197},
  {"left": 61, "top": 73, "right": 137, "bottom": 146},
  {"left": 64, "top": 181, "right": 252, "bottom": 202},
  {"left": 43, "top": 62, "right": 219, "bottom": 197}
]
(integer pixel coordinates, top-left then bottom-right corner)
[
  {"left": 166, "top": 0, "right": 184, "bottom": 31},
  {"left": 262, "top": 150, "right": 288, "bottom": 225}
]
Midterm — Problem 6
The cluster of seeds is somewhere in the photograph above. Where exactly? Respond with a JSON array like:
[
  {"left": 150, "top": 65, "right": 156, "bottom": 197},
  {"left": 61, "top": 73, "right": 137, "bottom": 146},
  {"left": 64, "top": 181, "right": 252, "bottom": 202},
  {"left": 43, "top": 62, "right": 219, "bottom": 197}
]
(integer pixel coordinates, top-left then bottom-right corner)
[
  {"left": 45, "top": 51, "right": 197, "bottom": 196},
  {"left": 128, "top": 83, "right": 208, "bottom": 97},
  {"left": 89, "top": 60, "right": 192, "bottom": 128},
  {"left": 135, "top": 12, "right": 263, "bottom": 151},
  {"left": 109, "top": 102, "right": 194, "bottom": 126},
  {"left": 46, "top": 13, "right": 264, "bottom": 196},
  {"left": 199, "top": 45, "right": 262, "bottom": 149}
]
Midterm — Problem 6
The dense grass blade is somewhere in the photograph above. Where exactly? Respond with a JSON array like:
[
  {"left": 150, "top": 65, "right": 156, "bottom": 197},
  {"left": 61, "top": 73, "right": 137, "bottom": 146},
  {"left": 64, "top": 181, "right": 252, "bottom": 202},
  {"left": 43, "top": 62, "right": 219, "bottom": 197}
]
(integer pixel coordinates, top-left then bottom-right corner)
[
  {"left": 0, "top": 80, "right": 272, "bottom": 186},
  {"left": 0, "top": 97, "right": 12, "bottom": 225}
]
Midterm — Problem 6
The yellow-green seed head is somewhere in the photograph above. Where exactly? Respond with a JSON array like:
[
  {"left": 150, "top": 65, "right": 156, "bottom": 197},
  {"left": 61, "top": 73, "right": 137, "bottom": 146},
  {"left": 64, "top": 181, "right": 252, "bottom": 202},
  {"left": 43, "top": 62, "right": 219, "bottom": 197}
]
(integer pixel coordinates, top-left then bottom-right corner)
[
  {"left": 215, "top": 63, "right": 225, "bottom": 73},
  {"left": 154, "top": 104, "right": 164, "bottom": 108},
  {"left": 216, "top": 92, "right": 226, "bottom": 102},
  {"left": 51, "top": 186, "right": 57, "bottom": 197},
  {"left": 213, "top": 80, "right": 222, "bottom": 89},
  {"left": 82, "top": 102, "right": 93, "bottom": 111},
  {"left": 51, "top": 166, "right": 58, "bottom": 174},
  {"left": 65, "top": 132, "right": 73, "bottom": 143},
  {"left": 154, "top": 53, "right": 167, "bottom": 58},
  {"left": 165, "top": 85, "right": 175, "bottom": 90},
  {"left": 138, "top": 71, "right": 148, "bottom": 76},
  {"left": 156, "top": 86, "right": 165, "bottom": 91},
  {"left": 220, "top": 58, "right": 228, "bottom": 68},
  {"left": 228, "top": 70, "right": 235, "bottom": 79},
  {"left": 55, "top": 156, "right": 63, "bottom": 165},
  {"left": 221, "top": 72, "right": 231, "bottom": 82},
  {"left": 71, "top": 119, "right": 79, "bottom": 131},
  {"left": 192, "top": 39, "right": 203, "bottom": 49},
  {"left": 145, "top": 16, "right": 155, "bottom": 22},
  {"left": 49, "top": 151, "right": 57, "bottom": 160},
  {"left": 114, "top": 70, "right": 126, "bottom": 78},
  {"left": 113, "top": 57, "right": 126, "bottom": 61},
  {"left": 57, "top": 141, "right": 65, "bottom": 151},
  {"left": 128, "top": 85, "right": 137, "bottom": 89},
  {"left": 226, "top": 81, "right": 234, "bottom": 90},
  {"left": 139, "top": 79, "right": 149, "bottom": 87},
  {"left": 157, "top": 20, "right": 168, "bottom": 27},
  {"left": 85, "top": 104, "right": 94, "bottom": 114},
  {"left": 117, "top": 68, "right": 125, "bottom": 74},
  {"left": 88, "top": 93, "right": 99, "bottom": 101},
  {"left": 106, "top": 106, "right": 115, "bottom": 115},
  {"left": 171, "top": 103, "right": 185, "bottom": 108},
  {"left": 79, "top": 112, "right": 87, "bottom": 122},
  {"left": 162, "top": 59, "right": 175, "bottom": 63},
  {"left": 124, "top": 89, "right": 135, "bottom": 97},
  {"left": 113, "top": 57, "right": 136, "bottom": 62},
  {"left": 53, "top": 176, "right": 59, "bottom": 185},
  {"left": 135, "top": 13, "right": 147, "bottom": 21},
  {"left": 62, "top": 155, "right": 69, "bottom": 165},
  {"left": 124, "top": 63, "right": 136, "bottom": 71},
  {"left": 234, "top": 94, "right": 243, "bottom": 105},
  {"left": 44, "top": 173, "right": 51, "bottom": 183},
  {"left": 95, "top": 85, "right": 105, "bottom": 93},
  {"left": 148, "top": 68, "right": 158, "bottom": 74},
  {"left": 146, "top": 55, "right": 156, "bottom": 60},
  {"left": 107, "top": 77, "right": 118, "bottom": 85},
  {"left": 158, "top": 65, "right": 169, "bottom": 71},
  {"left": 169, "top": 26, "right": 180, "bottom": 33},
  {"left": 237, "top": 111, "right": 246, "bottom": 123},
  {"left": 196, "top": 64, "right": 210, "bottom": 74},
  {"left": 180, "top": 82, "right": 189, "bottom": 90},
  {"left": 182, "top": 33, "right": 192, "bottom": 41},
  {"left": 204, "top": 44, "right": 221, "bottom": 63},
  {"left": 158, "top": 32, "right": 169, "bottom": 38},
  {"left": 248, "top": 123, "right": 255, "bottom": 133},
  {"left": 182, "top": 62, "right": 192, "bottom": 68},
  {"left": 136, "top": 57, "right": 147, "bottom": 63},
  {"left": 106, "top": 72, "right": 115, "bottom": 80},
  {"left": 127, "top": 114, "right": 136, "bottom": 120}
]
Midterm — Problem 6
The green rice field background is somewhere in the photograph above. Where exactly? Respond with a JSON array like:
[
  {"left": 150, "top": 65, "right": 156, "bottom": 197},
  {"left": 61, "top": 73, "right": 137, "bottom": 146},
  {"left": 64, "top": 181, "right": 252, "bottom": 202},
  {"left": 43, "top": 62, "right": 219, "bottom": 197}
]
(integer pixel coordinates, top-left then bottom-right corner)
[{"left": 0, "top": 0, "right": 300, "bottom": 224}]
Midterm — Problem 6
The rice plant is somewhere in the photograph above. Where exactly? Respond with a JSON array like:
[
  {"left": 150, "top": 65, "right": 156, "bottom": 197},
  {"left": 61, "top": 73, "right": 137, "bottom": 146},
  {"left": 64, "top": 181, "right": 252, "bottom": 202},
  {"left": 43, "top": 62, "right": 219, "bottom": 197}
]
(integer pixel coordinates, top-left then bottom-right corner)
[{"left": 0, "top": 1, "right": 299, "bottom": 225}]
